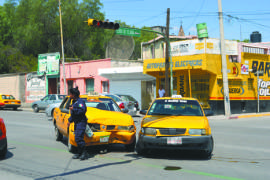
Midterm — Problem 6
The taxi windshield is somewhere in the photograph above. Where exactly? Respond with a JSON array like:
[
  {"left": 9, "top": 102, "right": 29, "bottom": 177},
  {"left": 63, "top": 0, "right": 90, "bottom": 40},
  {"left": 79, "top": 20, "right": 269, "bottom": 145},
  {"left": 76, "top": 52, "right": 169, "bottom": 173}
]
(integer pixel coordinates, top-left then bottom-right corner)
[
  {"left": 82, "top": 98, "right": 121, "bottom": 112},
  {"left": 148, "top": 99, "right": 203, "bottom": 116}
]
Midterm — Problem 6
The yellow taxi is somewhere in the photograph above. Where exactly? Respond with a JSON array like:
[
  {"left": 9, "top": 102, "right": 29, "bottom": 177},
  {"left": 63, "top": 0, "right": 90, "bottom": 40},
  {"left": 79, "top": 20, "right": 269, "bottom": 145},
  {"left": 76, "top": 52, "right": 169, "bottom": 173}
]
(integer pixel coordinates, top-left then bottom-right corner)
[
  {"left": 0, "top": 94, "right": 21, "bottom": 110},
  {"left": 53, "top": 94, "right": 136, "bottom": 152},
  {"left": 136, "top": 95, "right": 213, "bottom": 158}
]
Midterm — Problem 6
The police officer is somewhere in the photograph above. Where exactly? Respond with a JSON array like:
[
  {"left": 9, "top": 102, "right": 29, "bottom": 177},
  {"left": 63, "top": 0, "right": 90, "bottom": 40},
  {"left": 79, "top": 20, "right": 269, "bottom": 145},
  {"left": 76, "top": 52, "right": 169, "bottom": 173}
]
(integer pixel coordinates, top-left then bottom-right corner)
[{"left": 68, "top": 87, "right": 88, "bottom": 160}]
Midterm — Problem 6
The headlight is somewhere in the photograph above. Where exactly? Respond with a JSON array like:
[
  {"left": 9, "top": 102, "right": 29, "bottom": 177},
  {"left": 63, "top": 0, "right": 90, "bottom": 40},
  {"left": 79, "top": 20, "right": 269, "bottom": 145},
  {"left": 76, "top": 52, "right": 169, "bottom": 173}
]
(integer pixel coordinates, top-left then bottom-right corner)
[
  {"left": 142, "top": 128, "right": 157, "bottom": 135},
  {"left": 118, "top": 125, "right": 135, "bottom": 131},
  {"left": 188, "top": 129, "right": 206, "bottom": 135}
]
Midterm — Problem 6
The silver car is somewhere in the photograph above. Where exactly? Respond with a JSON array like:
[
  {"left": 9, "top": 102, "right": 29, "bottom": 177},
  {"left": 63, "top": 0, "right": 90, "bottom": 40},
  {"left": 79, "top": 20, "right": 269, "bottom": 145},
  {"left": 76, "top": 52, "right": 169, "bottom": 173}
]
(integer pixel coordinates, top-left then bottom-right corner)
[
  {"left": 100, "top": 94, "right": 137, "bottom": 116},
  {"left": 32, "top": 94, "right": 66, "bottom": 113},
  {"left": 45, "top": 102, "right": 61, "bottom": 119}
]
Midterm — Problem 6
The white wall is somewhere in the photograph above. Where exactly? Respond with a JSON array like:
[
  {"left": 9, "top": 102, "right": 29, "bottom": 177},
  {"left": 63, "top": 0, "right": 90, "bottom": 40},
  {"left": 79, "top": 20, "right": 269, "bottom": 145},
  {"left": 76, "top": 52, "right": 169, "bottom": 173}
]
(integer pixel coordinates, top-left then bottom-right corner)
[{"left": 109, "top": 80, "right": 141, "bottom": 109}]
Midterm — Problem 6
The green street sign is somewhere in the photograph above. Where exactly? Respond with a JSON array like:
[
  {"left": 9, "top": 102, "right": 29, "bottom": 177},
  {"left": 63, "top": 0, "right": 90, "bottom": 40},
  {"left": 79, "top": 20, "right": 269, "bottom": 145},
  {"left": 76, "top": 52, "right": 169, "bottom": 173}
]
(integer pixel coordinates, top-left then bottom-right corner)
[{"left": 115, "top": 28, "right": 141, "bottom": 37}]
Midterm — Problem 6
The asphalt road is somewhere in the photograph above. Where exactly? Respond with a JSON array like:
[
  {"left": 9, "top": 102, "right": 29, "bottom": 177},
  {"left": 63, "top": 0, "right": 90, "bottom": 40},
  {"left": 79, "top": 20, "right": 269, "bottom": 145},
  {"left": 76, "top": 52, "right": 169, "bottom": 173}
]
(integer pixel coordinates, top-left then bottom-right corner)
[{"left": 0, "top": 109, "right": 270, "bottom": 180}]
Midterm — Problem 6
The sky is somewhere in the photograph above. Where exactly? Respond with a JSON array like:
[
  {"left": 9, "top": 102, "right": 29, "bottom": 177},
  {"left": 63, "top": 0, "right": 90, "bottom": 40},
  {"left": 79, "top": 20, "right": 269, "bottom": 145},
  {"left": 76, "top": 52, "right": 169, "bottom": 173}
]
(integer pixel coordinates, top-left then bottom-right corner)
[
  {"left": 1, "top": 0, "right": 270, "bottom": 42},
  {"left": 100, "top": 0, "right": 270, "bottom": 42}
]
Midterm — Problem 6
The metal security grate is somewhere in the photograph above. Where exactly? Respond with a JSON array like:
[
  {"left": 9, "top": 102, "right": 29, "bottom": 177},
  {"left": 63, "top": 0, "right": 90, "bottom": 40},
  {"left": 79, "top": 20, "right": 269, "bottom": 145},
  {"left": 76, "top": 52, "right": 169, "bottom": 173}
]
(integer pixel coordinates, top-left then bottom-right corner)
[{"left": 158, "top": 128, "right": 186, "bottom": 135}]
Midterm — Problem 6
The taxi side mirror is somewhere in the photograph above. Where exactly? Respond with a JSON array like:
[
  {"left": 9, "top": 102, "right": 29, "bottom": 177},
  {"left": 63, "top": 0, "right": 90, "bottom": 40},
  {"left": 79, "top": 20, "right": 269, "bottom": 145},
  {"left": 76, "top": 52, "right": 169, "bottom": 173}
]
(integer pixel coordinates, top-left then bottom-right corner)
[
  {"left": 122, "top": 109, "right": 128, "bottom": 113},
  {"left": 204, "top": 110, "right": 214, "bottom": 116},
  {"left": 140, "top": 110, "right": 147, "bottom": 115}
]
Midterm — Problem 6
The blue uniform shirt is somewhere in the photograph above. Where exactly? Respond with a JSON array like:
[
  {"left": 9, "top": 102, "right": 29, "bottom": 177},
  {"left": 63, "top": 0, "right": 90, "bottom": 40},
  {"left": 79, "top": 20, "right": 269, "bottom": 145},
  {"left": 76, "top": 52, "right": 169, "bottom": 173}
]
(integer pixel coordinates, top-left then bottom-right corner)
[{"left": 68, "top": 98, "right": 87, "bottom": 123}]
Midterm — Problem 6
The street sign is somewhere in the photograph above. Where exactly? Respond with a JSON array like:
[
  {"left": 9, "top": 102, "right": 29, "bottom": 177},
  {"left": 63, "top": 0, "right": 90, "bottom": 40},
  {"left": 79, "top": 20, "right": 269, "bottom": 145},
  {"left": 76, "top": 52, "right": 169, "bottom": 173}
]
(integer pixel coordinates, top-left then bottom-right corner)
[{"left": 115, "top": 28, "right": 141, "bottom": 37}]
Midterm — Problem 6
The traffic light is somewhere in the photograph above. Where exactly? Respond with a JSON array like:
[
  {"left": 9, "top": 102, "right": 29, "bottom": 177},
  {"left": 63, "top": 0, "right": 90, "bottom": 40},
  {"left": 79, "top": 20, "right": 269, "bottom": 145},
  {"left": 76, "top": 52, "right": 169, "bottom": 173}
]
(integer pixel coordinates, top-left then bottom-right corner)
[{"left": 87, "top": 18, "right": 120, "bottom": 30}]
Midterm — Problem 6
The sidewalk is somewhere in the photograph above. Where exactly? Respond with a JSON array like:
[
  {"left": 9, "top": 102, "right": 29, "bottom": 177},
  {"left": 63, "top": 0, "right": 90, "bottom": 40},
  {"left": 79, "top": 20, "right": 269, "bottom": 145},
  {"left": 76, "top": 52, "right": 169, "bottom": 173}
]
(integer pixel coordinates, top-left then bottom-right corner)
[{"left": 20, "top": 102, "right": 270, "bottom": 120}]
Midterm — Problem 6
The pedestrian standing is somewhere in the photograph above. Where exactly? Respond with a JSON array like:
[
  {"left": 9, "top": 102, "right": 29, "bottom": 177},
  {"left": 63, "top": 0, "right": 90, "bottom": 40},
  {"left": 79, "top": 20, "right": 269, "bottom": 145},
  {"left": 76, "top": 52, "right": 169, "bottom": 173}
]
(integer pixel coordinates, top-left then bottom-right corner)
[
  {"left": 158, "top": 85, "right": 166, "bottom": 98},
  {"left": 68, "top": 87, "right": 88, "bottom": 160}
]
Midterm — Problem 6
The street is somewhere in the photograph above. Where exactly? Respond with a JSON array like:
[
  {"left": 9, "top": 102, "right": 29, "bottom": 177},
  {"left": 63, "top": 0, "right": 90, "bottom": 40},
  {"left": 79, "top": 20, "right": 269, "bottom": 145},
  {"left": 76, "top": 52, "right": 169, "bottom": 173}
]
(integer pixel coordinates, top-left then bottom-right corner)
[{"left": 0, "top": 110, "right": 269, "bottom": 180}]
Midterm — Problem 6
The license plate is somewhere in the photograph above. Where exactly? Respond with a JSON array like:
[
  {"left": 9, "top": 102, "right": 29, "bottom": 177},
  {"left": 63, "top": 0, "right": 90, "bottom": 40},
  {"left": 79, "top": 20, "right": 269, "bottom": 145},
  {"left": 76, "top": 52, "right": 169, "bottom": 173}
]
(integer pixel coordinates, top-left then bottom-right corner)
[
  {"left": 167, "top": 137, "right": 182, "bottom": 145},
  {"left": 100, "top": 135, "right": 110, "bottom": 143}
]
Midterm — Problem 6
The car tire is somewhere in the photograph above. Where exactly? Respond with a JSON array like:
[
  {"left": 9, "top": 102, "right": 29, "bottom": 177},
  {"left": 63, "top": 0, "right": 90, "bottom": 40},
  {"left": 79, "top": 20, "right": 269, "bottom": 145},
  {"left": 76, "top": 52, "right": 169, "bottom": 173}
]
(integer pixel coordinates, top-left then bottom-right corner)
[
  {"left": 125, "top": 137, "right": 136, "bottom": 152},
  {"left": 0, "top": 143, "right": 7, "bottom": 159},
  {"left": 33, "top": 105, "right": 39, "bottom": 113},
  {"left": 54, "top": 124, "right": 63, "bottom": 141},
  {"left": 68, "top": 135, "right": 77, "bottom": 153},
  {"left": 136, "top": 140, "right": 147, "bottom": 155},
  {"left": 201, "top": 136, "right": 214, "bottom": 159}
]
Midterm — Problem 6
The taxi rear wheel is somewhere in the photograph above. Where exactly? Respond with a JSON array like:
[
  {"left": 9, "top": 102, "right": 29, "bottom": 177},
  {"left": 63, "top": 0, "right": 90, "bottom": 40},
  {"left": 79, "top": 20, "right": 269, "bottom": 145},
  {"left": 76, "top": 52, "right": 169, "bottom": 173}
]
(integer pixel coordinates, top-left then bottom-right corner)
[
  {"left": 125, "top": 137, "right": 136, "bottom": 152},
  {"left": 54, "top": 124, "right": 63, "bottom": 141},
  {"left": 68, "top": 135, "right": 77, "bottom": 153}
]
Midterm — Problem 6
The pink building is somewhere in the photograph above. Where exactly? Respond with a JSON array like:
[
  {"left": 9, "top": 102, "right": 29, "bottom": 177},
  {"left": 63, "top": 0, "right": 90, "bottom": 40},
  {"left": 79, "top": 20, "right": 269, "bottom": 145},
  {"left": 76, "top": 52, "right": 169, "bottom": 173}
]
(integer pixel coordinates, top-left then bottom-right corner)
[{"left": 60, "top": 59, "right": 111, "bottom": 95}]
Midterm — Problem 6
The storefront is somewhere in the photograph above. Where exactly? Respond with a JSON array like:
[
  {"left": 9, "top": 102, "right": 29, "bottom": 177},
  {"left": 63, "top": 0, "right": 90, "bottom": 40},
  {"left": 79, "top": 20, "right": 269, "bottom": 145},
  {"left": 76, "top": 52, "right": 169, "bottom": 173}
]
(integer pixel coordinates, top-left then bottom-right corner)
[{"left": 143, "top": 39, "right": 270, "bottom": 115}]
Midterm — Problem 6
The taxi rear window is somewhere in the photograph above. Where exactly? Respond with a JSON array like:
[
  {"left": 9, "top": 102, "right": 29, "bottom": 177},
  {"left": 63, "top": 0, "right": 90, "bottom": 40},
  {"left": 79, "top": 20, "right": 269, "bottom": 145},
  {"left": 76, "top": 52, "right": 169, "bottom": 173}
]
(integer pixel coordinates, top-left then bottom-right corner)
[{"left": 148, "top": 99, "right": 203, "bottom": 116}]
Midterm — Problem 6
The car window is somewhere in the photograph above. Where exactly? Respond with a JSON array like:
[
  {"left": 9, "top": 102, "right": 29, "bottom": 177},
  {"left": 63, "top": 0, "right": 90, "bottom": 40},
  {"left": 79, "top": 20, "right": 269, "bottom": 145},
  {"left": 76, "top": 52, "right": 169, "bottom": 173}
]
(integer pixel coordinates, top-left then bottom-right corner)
[
  {"left": 42, "top": 95, "right": 51, "bottom": 101},
  {"left": 50, "top": 95, "right": 56, "bottom": 100},
  {"left": 64, "top": 98, "right": 72, "bottom": 109},
  {"left": 2, "top": 95, "right": 7, "bottom": 99},
  {"left": 58, "top": 95, "right": 66, "bottom": 100},
  {"left": 59, "top": 97, "right": 69, "bottom": 109},
  {"left": 10, "top": 95, "right": 15, "bottom": 100},
  {"left": 83, "top": 98, "right": 121, "bottom": 112},
  {"left": 148, "top": 99, "right": 203, "bottom": 116},
  {"left": 105, "top": 95, "right": 121, "bottom": 102}
]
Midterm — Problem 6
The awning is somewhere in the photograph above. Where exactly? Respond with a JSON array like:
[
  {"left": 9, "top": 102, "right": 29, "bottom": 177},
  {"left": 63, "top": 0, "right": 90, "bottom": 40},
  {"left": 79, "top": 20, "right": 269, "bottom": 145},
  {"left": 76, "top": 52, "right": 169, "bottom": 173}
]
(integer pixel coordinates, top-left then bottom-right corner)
[{"left": 217, "top": 75, "right": 243, "bottom": 80}]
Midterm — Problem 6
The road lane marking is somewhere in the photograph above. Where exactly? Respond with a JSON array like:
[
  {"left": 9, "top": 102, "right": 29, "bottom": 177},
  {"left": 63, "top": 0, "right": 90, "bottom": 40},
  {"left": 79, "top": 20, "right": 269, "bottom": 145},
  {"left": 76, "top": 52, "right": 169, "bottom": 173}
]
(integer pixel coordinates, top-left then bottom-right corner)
[{"left": 9, "top": 140, "right": 243, "bottom": 180}]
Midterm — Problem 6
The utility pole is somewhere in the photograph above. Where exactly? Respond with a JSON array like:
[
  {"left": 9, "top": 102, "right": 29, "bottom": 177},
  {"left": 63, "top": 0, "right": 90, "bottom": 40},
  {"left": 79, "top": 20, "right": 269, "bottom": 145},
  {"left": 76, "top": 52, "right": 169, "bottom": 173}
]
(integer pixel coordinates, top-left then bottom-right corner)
[
  {"left": 59, "top": 0, "right": 67, "bottom": 94},
  {"left": 218, "top": 0, "right": 231, "bottom": 117},
  {"left": 165, "top": 8, "right": 170, "bottom": 97}
]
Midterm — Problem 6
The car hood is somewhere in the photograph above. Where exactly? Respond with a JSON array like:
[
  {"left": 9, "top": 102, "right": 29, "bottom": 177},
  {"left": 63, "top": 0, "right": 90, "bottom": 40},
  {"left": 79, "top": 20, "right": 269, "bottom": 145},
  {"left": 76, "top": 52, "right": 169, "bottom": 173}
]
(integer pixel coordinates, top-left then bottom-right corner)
[
  {"left": 142, "top": 115, "right": 208, "bottom": 129},
  {"left": 86, "top": 107, "right": 133, "bottom": 126}
]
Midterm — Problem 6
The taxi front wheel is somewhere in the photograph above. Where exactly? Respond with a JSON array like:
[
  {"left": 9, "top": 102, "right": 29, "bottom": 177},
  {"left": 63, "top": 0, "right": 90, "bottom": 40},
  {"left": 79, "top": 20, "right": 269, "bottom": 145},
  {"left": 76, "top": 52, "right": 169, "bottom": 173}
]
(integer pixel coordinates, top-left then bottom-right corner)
[{"left": 136, "top": 140, "right": 148, "bottom": 155}]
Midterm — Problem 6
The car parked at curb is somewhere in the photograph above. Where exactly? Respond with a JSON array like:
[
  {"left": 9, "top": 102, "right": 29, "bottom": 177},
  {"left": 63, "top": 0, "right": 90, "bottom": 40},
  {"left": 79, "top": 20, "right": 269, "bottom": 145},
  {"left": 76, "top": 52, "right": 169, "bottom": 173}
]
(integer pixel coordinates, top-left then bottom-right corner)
[
  {"left": 136, "top": 95, "right": 214, "bottom": 158},
  {"left": 101, "top": 94, "right": 137, "bottom": 116},
  {"left": 53, "top": 94, "right": 136, "bottom": 153},
  {"left": 116, "top": 94, "right": 140, "bottom": 111},
  {"left": 45, "top": 102, "right": 61, "bottom": 119},
  {"left": 0, "top": 94, "right": 21, "bottom": 110},
  {"left": 0, "top": 117, "right": 7, "bottom": 159},
  {"left": 32, "top": 94, "right": 66, "bottom": 113}
]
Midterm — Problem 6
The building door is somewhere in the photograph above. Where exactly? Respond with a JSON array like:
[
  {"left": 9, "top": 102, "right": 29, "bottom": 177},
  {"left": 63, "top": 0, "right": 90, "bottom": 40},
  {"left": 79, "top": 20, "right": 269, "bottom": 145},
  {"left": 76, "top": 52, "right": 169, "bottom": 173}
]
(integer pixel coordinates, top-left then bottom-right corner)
[
  {"left": 191, "top": 75, "right": 210, "bottom": 109},
  {"left": 86, "top": 79, "right": 94, "bottom": 93},
  {"left": 48, "top": 78, "right": 57, "bottom": 94}
]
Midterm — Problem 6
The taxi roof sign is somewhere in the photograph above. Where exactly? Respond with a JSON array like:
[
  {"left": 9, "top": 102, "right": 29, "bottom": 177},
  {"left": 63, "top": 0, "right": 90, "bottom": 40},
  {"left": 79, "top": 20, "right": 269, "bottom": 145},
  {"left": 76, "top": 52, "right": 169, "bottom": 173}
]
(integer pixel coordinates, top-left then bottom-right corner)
[{"left": 171, "top": 95, "right": 182, "bottom": 98}]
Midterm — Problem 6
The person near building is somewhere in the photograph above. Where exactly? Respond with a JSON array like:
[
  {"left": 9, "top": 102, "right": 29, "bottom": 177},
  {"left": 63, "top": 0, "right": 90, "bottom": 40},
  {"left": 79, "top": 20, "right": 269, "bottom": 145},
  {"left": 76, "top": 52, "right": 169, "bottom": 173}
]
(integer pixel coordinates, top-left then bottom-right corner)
[
  {"left": 68, "top": 86, "right": 88, "bottom": 160},
  {"left": 158, "top": 85, "right": 166, "bottom": 98}
]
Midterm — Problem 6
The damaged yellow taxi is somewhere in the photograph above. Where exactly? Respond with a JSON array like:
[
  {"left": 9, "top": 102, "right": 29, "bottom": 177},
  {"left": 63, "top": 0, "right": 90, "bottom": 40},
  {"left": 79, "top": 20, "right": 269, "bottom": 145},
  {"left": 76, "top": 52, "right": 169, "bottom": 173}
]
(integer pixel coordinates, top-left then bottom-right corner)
[
  {"left": 53, "top": 95, "right": 136, "bottom": 152},
  {"left": 136, "top": 95, "right": 213, "bottom": 158}
]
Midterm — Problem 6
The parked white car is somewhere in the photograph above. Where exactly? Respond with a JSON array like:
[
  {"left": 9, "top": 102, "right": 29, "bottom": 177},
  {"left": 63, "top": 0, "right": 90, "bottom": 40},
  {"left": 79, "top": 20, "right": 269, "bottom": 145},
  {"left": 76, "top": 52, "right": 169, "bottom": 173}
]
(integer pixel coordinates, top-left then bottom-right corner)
[
  {"left": 100, "top": 94, "right": 137, "bottom": 116},
  {"left": 45, "top": 102, "right": 61, "bottom": 119}
]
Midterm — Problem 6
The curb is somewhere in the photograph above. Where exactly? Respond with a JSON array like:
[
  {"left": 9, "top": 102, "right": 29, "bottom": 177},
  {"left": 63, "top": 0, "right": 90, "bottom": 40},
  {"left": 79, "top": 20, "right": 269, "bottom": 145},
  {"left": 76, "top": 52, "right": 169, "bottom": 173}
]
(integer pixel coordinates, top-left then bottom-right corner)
[{"left": 229, "top": 113, "right": 270, "bottom": 119}]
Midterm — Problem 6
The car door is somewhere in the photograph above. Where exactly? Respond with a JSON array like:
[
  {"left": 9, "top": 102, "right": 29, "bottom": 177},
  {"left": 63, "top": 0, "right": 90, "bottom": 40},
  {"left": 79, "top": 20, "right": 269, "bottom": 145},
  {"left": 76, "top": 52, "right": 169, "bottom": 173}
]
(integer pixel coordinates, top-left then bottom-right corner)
[
  {"left": 56, "top": 97, "right": 69, "bottom": 135},
  {"left": 62, "top": 98, "right": 72, "bottom": 136},
  {"left": 40, "top": 95, "right": 51, "bottom": 109}
]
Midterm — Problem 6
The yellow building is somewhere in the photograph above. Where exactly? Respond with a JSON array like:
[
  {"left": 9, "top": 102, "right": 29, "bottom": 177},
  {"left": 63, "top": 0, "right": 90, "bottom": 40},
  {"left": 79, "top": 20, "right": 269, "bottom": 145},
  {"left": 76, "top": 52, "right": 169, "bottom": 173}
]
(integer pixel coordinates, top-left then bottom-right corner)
[{"left": 143, "top": 38, "right": 270, "bottom": 115}]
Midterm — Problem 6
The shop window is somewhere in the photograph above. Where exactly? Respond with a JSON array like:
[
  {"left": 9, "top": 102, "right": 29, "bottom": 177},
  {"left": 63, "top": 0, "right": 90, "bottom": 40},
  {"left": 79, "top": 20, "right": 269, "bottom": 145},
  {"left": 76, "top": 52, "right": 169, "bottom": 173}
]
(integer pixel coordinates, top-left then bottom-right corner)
[
  {"left": 229, "top": 55, "right": 238, "bottom": 62},
  {"left": 86, "top": 79, "right": 94, "bottom": 93},
  {"left": 102, "top": 81, "right": 109, "bottom": 93},
  {"left": 191, "top": 76, "right": 210, "bottom": 108}
]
